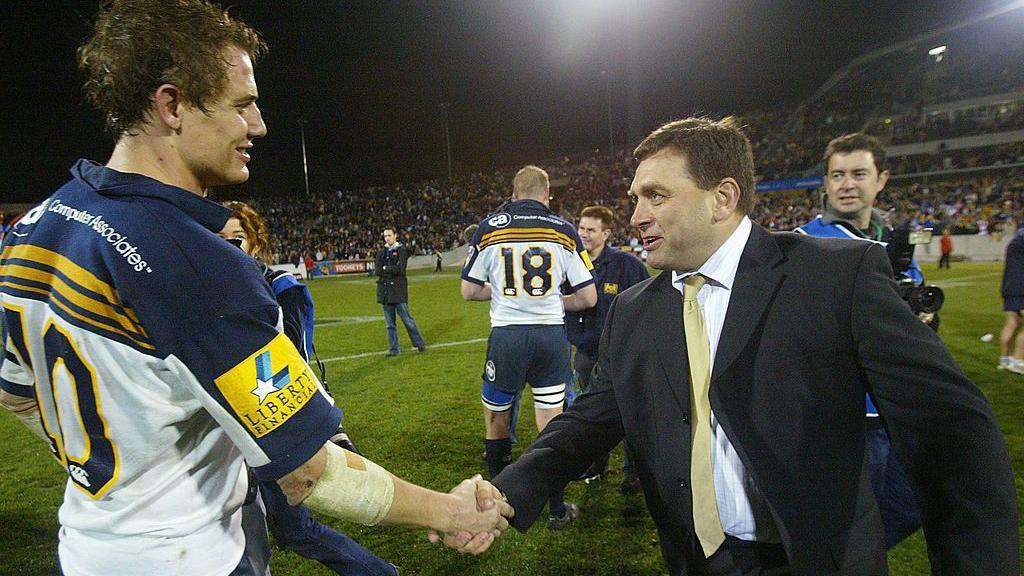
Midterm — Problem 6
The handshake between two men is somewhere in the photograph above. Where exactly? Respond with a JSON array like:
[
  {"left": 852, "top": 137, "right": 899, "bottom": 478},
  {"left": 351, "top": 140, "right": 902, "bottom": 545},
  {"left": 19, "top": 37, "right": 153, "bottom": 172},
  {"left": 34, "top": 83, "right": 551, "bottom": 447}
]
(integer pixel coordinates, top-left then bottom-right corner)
[
  {"left": 427, "top": 474, "right": 516, "bottom": 555},
  {"left": 281, "top": 442, "right": 515, "bottom": 556}
]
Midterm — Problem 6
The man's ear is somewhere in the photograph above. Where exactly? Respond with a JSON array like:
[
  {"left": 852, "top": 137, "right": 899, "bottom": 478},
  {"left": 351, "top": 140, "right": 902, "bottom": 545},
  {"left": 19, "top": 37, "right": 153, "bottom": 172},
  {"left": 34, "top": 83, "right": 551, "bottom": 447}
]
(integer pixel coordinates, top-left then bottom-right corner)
[
  {"left": 712, "top": 178, "right": 741, "bottom": 221},
  {"left": 877, "top": 169, "right": 890, "bottom": 191},
  {"left": 152, "top": 83, "right": 185, "bottom": 131}
]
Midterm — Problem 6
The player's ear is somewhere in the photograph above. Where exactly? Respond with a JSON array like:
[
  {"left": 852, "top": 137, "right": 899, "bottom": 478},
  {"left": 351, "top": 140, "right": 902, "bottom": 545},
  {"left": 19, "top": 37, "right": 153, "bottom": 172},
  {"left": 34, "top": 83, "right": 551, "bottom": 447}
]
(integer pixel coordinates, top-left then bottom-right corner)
[{"left": 152, "top": 83, "right": 185, "bottom": 132}]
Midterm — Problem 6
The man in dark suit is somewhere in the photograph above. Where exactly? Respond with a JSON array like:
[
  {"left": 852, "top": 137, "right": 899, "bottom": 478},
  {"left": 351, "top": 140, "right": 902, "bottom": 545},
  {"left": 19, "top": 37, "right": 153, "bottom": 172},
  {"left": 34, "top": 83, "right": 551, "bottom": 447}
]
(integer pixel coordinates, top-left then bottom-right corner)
[
  {"left": 491, "top": 117, "right": 1018, "bottom": 575},
  {"left": 375, "top": 227, "right": 426, "bottom": 356}
]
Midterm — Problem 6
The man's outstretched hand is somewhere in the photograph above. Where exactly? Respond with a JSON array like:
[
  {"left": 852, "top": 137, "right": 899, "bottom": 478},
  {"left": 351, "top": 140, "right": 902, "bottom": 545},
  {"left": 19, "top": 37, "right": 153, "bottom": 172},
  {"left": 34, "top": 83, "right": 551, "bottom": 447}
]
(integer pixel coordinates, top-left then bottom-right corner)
[{"left": 428, "top": 475, "right": 514, "bottom": 555}]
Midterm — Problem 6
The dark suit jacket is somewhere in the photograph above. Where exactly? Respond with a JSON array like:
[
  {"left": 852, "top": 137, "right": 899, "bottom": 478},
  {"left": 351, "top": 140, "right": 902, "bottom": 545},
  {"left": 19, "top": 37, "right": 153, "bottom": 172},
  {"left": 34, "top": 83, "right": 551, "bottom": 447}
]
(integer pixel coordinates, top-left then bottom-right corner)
[
  {"left": 375, "top": 243, "right": 410, "bottom": 304},
  {"left": 494, "top": 224, "right": 1018, "bottom": 576}
]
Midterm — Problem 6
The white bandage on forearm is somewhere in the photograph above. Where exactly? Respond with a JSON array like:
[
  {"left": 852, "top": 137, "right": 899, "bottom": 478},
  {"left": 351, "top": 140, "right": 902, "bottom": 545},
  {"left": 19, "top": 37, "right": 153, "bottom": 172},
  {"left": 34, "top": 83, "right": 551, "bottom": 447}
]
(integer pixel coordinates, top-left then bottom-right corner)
[
  {"left": 15, "top": 409, "right": 48, "bottom": 442},
  {"left": 304, "top": 442, "right": 395, "bottom": 526}
]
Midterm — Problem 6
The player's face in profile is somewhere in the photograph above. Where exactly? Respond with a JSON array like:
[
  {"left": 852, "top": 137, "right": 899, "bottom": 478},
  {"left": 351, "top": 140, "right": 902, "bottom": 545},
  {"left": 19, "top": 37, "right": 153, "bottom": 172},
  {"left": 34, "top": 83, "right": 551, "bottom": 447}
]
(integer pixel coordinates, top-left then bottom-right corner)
[
  {"left": 629, "top": 148, "right": 716, "bottom": 272},
  {"left": 383, "top": 230, "right": 397, "bottom": 245},
  {"left": 177, "top": 45, "right": 267, "bottom": 190},
  {"left": 825, "top": 150, "right": 889, "bottom": 221},
  {"left": 219, "top": 217, "right": 253, "bottom": 255},
  {"left": 578, "top": 216, "right": 611, "bottom": 254}
]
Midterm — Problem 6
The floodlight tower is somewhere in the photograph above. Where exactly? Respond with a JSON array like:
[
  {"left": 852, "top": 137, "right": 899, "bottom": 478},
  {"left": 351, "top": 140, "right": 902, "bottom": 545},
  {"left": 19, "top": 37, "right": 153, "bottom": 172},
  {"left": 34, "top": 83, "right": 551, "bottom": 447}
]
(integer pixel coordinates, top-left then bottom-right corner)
[
  {"left": 602, "top": 69, "right": 614, "bottom": 159},
  {"left": 441, "top": 102, "right": 453, "bottom": 181},
  {"left": 298, "top": 119, "right": 310, "bottom": 197}
]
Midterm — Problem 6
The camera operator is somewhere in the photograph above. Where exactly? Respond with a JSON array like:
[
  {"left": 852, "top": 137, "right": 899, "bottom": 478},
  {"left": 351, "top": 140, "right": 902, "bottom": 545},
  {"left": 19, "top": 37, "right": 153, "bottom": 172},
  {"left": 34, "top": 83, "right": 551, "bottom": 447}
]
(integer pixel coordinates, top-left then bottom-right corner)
[{"left": 795, "top": 132, "right": 927, "bottom": 549}]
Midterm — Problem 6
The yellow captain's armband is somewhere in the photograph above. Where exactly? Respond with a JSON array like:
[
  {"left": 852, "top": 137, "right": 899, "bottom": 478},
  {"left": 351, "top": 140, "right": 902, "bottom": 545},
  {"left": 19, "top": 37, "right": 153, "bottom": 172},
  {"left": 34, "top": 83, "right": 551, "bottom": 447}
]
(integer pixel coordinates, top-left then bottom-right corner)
[{"left": 215, "top": 332, "right": 319, "bottom": 438}]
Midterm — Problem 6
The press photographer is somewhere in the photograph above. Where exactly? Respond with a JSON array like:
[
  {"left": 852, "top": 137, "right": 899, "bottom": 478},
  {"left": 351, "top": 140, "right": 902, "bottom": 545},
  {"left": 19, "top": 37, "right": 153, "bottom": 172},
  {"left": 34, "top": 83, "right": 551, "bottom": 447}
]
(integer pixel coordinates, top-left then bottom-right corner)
[{"left": 795, "top": 132, "right": 931, "bottom": 549}]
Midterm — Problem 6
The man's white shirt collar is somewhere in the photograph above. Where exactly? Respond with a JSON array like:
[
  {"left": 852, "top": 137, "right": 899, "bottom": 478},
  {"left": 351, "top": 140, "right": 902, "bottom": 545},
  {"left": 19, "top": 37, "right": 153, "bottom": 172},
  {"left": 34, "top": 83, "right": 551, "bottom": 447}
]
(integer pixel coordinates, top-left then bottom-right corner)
[{"left": 672, "top": 216, "right": 752, "bottom": 293}]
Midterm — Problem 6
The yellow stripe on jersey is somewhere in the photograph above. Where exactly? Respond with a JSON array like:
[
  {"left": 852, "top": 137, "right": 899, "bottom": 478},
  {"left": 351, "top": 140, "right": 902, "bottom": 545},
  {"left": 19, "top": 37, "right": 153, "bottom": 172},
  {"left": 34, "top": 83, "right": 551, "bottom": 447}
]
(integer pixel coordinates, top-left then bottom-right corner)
[
  {"left": 1, "top": 244, "right": 146, "bottom": 330},
  {"left": 0, "top": 263, "right": 148, "bottom": 342},
  {"left": 0, "top": 280, "right": 155, "bottom": 351},
  {"left": 215, "top": 332, "right": 320, "bottom": 438},
  {"left": 479, "top": 228, "right": 577, "bottom": 251},
  {"left": 580, "top": 248, "right": 594, "bottom": 271}
]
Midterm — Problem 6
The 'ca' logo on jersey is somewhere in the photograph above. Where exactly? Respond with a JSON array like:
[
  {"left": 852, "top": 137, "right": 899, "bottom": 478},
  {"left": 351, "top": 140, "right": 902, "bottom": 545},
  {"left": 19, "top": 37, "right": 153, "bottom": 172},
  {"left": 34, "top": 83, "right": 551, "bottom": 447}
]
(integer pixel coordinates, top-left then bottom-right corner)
[
  {"left": 487, "top": 213, "right": 511, "bottom": 228},
  {"left": 485, "top": 360, "right": 496, "bottom": 382},
  {"left": 603, "top": 283, "right": 619, "bottom": 295},
  {"left": 251, "top": 350, "right": 291, "bottom": 403}
]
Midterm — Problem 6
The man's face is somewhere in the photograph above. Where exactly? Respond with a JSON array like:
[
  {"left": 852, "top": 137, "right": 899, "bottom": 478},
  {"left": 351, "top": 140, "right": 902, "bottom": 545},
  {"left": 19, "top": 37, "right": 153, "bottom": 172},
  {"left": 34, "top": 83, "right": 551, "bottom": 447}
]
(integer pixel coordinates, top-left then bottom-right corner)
[
  {"left": 578, "top": 216, "right": 611, "bottom": 254},
  {"left": 177, "top": 46, "right": 267, "bottom": 191},
  {"left": 383, "top": 230, "right": 397, "bottom": 246},
  {"left": 629, "top": 148, "right": 717, "bottom": 272},
  {"left": 824, "top": 150, "right": 888, "bottom": 221},
  {"left": 219, "top": 217, "right": 253, "bottom": 256}
]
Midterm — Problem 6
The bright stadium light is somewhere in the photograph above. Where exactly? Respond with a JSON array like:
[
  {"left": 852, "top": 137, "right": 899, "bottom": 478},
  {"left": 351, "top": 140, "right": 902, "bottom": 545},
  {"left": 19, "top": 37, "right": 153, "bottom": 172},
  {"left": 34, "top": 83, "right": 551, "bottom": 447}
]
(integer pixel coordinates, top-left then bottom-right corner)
[{"left": 928, "top": 45, "right": 947, "bottom": 56}]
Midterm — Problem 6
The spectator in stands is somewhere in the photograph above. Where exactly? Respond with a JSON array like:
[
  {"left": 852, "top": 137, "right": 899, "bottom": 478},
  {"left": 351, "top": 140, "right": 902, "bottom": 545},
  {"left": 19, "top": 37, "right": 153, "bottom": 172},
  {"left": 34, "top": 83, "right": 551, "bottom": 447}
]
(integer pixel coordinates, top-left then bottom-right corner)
[
  {"left": 999, "top": 226, "right": 1024, "bottom": 373},
  {"left": 376, "top": 227, "right": 426, "bottom": 356}
]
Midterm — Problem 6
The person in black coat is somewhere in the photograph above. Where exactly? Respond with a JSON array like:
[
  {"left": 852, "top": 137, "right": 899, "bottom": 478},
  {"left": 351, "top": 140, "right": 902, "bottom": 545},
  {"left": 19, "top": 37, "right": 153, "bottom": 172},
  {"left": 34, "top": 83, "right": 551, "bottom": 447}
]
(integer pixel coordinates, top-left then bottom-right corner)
[
  {"left": 490, "top": 117, "right": 1018, "bottom": 575},
  {"left": 376, "top": 228, "right": 426, "bottom": 356}
]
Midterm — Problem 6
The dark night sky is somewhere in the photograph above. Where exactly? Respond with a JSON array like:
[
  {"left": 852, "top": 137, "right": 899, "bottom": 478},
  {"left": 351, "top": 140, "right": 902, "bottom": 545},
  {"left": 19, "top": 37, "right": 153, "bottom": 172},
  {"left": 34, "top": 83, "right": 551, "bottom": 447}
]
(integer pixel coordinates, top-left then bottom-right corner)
[{"left": 0, "top": 1, "right": 1004, "bottom": 203}]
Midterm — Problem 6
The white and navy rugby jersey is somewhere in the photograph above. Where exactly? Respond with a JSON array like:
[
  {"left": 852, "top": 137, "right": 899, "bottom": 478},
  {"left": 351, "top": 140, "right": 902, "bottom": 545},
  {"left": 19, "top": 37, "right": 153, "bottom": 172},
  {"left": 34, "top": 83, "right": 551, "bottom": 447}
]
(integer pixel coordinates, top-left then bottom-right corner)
[
  {"left": 462, "top": 199, "right": 594, "bottom": 327},
  {"left": 0, "top": 160, "right": 341, "bottom": 576}
]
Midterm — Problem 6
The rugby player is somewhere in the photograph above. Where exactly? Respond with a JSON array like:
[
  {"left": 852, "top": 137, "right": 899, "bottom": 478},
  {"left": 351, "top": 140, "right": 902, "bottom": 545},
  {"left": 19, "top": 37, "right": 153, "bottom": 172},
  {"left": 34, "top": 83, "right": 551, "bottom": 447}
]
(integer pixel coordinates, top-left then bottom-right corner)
[
  {"left": 0, "top": 2, "right": 508, "bottom": 574},
  {"left": 461, "top": 165, "right": 597, "bottom": 529}
]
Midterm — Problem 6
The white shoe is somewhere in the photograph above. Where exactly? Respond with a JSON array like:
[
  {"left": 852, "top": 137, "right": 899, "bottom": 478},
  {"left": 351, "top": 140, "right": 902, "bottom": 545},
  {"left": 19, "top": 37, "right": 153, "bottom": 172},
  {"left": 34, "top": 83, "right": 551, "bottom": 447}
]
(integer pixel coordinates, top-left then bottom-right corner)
[
  {"left": 998, "top": 356, "right": 1012, "bottom": 370},
  {"left": 1008, "top": 360, "right": 1024, "bottom": 375}
]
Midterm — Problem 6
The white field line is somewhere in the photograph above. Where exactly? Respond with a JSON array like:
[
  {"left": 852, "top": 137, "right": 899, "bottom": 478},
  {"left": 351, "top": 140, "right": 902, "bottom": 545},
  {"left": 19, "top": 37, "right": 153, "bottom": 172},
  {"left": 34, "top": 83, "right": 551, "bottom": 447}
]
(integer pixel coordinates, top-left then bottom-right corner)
[
  {"left": 320, "top": 337, "right": 487, "bottom": 363},
  {"left": 931, "top": 272, "right": 1001, "bottom": 289},
  {"left": 315, "top": 316, "right": 381, "bottom": 327}
]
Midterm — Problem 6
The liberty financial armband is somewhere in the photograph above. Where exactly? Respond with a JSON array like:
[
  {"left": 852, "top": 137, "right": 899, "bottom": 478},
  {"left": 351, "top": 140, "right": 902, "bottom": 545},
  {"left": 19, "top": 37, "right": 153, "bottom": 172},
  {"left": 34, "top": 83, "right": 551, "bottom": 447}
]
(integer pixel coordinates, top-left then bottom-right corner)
[{"left": 215, "top": 332, "right": 320, "bottom": 438}]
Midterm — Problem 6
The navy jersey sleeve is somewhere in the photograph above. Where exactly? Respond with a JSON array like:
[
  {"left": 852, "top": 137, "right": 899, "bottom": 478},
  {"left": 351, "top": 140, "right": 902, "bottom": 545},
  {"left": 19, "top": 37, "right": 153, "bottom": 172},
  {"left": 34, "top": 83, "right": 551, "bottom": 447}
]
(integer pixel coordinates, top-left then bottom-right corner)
[{"left": 116, "top": 208, "right": 339, "bottom": 481}]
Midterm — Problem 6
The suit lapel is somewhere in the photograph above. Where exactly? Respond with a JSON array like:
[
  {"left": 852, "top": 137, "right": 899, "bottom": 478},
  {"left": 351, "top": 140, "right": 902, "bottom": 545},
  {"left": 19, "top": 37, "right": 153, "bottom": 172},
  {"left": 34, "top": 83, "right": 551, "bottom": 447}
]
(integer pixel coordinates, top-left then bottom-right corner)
[
  {"left": 650, "top": 272, "right": 692, "bottom": 416},
  {"left": 712, "top": 224, "right": 785, "bottom": 384}
]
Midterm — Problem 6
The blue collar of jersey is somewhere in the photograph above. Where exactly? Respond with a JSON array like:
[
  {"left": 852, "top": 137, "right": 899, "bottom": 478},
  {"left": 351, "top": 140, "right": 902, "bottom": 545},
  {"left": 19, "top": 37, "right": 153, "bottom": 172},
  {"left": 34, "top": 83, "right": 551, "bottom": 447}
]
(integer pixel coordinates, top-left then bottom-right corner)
[
  {"left": 508, "top": 198, "right": 552, "bottom": 213},
  {"left": 71, "top": 159, "right": 232, "bottom": 233}
]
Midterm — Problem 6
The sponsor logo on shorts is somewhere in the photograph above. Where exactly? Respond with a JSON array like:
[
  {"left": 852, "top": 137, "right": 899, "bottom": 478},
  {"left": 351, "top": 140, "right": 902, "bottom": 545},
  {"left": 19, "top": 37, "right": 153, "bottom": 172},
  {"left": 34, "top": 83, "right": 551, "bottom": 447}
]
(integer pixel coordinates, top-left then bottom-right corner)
[
  {"left": 488, "top": 213, "right": 511, "bottom": 228},
  {"left": 216, "top": 332, "right": 319, "bottom": 438},
  {"left": 485, "top": 360, "right": 496, "bottom": 382}
]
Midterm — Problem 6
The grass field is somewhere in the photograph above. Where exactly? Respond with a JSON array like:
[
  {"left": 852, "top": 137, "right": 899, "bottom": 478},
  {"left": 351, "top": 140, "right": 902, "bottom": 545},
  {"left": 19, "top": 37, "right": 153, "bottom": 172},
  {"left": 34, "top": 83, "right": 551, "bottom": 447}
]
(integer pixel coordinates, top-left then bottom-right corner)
[{"left": 1, "top": 261, "right": 1021, "bottom": 575}]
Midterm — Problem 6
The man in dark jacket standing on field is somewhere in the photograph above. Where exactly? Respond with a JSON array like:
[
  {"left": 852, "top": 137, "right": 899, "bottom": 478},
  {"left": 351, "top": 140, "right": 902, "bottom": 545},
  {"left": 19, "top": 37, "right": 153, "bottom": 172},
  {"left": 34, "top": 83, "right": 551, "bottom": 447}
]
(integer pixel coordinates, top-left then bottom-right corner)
[{"left": 376, "top": 227, "right": 426, "bottom": 356}]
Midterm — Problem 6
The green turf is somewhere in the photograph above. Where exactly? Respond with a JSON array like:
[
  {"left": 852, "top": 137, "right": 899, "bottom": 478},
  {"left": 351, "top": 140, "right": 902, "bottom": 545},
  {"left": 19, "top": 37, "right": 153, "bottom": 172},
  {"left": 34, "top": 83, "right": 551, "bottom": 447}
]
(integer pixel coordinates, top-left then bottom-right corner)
[{"left": 1, "top": 262, "right": 1021, "bottom": 574}]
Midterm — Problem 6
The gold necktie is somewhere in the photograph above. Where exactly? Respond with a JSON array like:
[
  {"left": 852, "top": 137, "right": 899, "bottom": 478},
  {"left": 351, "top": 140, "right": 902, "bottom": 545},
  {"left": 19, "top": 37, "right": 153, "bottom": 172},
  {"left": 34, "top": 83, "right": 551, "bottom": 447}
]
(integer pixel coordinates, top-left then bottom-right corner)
[{"left": 683, "top": 274, "right": 725, "bottom": 557}]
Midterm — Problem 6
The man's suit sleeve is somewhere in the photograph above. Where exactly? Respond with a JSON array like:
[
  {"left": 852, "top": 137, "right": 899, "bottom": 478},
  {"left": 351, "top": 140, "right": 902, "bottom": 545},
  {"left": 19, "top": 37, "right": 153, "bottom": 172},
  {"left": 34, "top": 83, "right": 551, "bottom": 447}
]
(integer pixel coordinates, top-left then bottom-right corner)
[
  {"left": 493, "top": 296, "right": 627, "bottom": 531},
  {"left": 851, "top": 243, "right": 1019, "bottom": 573}
]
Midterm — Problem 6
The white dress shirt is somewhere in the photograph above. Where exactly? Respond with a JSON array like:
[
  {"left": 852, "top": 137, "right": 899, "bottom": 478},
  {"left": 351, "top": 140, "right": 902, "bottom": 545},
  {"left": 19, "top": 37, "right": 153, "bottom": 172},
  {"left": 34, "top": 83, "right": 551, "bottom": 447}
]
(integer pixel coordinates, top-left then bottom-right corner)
[{"left": 672, "top": 216, "right": 780, "bottom": 543}]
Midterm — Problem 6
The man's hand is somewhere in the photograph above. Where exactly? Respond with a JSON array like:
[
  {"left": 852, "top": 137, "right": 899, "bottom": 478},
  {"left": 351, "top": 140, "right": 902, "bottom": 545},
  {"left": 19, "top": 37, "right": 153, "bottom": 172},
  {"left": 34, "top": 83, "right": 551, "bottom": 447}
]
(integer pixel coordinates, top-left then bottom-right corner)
[
  {"left": 917, "top": 311, "right": 936, "bottom": 325},
  {"left": 428, "top": 475, "right": 514, "bottom": 555}
]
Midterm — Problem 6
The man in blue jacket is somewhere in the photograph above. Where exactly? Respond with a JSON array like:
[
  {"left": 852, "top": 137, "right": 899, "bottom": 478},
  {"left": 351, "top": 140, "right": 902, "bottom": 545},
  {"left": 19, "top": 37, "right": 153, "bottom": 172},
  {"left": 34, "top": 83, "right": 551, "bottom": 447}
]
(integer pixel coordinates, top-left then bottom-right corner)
[
  {"left": 566, "top": 205, "right": 649, "bottom": 492},
  {"left": 795, "top": 132, "right": 928, "bottom": 549}
]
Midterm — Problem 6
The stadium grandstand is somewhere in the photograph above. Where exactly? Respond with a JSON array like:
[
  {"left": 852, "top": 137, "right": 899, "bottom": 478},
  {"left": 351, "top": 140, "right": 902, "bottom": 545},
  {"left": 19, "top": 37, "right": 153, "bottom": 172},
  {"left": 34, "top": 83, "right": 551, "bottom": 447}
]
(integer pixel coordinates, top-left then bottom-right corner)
[
  {"left": 224, "top": 8, "right": 1024, "bottom": 270},
  {"left": 2, "top": 6, "right": 1023, "bottom": 269}
]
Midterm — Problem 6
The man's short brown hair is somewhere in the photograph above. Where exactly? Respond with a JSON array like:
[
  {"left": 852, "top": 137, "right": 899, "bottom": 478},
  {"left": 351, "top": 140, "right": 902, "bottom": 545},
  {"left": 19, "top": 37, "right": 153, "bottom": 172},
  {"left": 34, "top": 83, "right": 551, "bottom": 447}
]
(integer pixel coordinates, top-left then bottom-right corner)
[
  {"left": 823, "top": 133, "right": 887, "bottom": 174},
  {"left": 633, "top": 116, "right": 756, "bottom": 215},
  {"left": 78, "top": 0, "right": 266, "bottom": 137},
  {"left": 580, "top": 205, "right": 615, "bottom": 230}
]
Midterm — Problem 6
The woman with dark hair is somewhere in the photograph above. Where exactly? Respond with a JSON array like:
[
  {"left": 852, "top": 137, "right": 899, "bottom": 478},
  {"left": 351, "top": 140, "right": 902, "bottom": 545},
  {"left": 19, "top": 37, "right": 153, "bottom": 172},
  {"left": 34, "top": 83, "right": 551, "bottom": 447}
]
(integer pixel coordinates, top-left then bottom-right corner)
[{"left": 220, "top": 201, "right": 396, "bottom": 576}]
